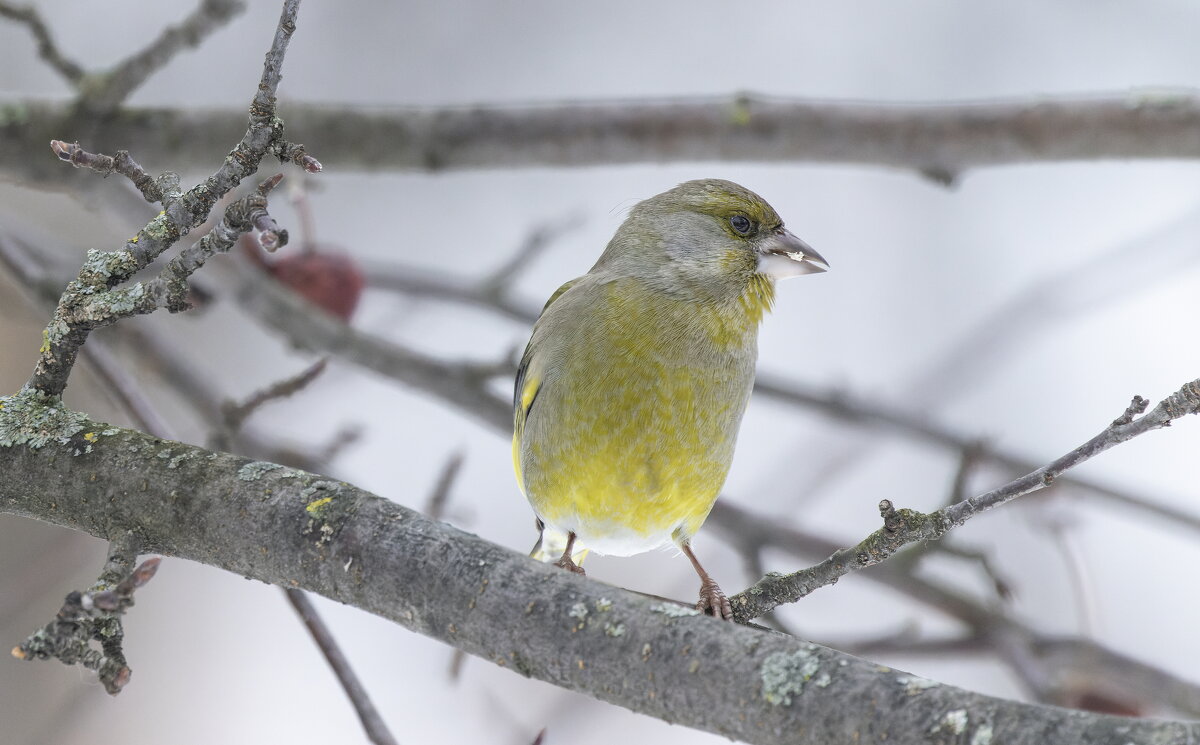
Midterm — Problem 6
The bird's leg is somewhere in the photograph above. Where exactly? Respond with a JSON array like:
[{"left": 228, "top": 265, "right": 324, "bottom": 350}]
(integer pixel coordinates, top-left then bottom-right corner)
[
  {"left": 553, "top": 531, "right": 586, "bottom": 575},
  {"left": 681, "top": 542, "right": 732, "bottom": 620}
]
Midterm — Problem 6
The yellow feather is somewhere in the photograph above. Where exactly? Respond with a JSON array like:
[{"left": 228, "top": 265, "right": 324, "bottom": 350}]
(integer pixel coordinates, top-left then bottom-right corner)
[{"left": 517, "top": 276, "right": 766, "bottom": 553}]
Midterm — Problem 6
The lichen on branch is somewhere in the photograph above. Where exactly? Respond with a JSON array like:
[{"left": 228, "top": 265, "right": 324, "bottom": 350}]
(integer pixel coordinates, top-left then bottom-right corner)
[{"left": 23, "top": 0, "right": 308, "bottom": 400}]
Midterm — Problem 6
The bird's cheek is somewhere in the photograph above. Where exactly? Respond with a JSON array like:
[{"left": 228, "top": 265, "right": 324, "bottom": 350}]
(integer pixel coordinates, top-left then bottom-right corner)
[{"left": 718, "top": 248, "right": 756, "bottom": 275}]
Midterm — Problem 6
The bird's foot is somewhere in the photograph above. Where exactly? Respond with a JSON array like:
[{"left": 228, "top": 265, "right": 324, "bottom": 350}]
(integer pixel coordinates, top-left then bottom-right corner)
[
  {"left": 553, "top": 555, "right": 586, "bottom": 575},
  {"left": 697, "top": 576, "right": 733, "bottom": 620}
]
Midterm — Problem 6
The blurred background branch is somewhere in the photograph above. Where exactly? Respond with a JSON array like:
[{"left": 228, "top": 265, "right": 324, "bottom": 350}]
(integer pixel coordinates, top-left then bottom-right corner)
[{"left": 9, "top": 92, "right": 1200, "bottom": 187}]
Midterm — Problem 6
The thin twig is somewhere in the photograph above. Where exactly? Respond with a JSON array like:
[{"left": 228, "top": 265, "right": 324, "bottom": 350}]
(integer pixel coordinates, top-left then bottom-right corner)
[
  {"left": 945, "top": 441, "right": 984, "bottom": 507},
  {"left": 421, "top": 451, "right": 471, "bottom": 682},
  {"left": 27, "top": 0, "right": 305, "bottom": 399},
  {"left": 834, "top": 630, "right": 990, "bottom": 659},
  {"left": 753, "top": 374, "right": 1200, "bottom": 537},
  {"left": 80, "top": 337, "right": 178, "bottom": 439},
  {"left": 361, "top": 260, "right": 538, "bottom": 323},
  {"left": 80, "top": 0, "right": 246, "bottom": 113},
  {"left": 48, "top": 140, "right": 173, "bottom": 204},
  {"left": 219, "top": 357, "right": 328, "bottom": 437},
  {"left": 425, "top": 450, "right": 465, "bottom": 521},
  {"left": 235, "top": 270, "right": 511, "bottom": 431},
  {"left": 12, "top": 535, "right": 160, "bottom": 696},
  {"left": 1041, "top": 509, "right": 1099, "bottom": 636},
  {"left": 0, "top": 2, "right": 85, "bottom": 85},
  {"left": 363, "top": 213, "right": 583, "bottom": 322},
  {"left": 210, "top": 337, "right": 394, "bottom": 745},
  {"left": 730, "top": 385, "right": 1200, "bottom": 621},
  {"left": 708, "top": 499, "right": 1200, "bottom": 715},
  {"left": 478, "top": 213, "right": 584, "bottom": 295},
  {"left": 284, "top": 589, "right": 399, "bottom": 745}
]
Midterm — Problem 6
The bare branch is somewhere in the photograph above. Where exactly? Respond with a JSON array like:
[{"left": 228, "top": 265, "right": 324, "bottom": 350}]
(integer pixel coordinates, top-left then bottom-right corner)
[
  {"left": 11, "top": 92, "right": 1200, "bottom": 186},
  {"left": 12, "top": 533, "right": 160, "bottom": 695},
  {"left": 285, "top": 589, "right": 399, "bottom": 745},
  {"left": 730, "top": 386, "right": 1200, "bottom": 621},
  {"left": 28, "top": 176, "right": 290, "bottom": 395},
  {"left": 0, "top": 2, "right": 85, "bottom": 86},
  {"left": 80, "top": 0, "right": 246, "bottom": 113},
  {"left": 48, "top": 140, "right": 175, "bottom": 204},
  {"left": 80, "top": 336, "right": 179, "bottom": 440},
  {"left": 2, "top": 422, "right": 1197, "bottom": 743},
  {"left": 361, "top": 260, "right": 539, "bottom": 323},
  {"left": 22, "top": 0, "right": 306, "bottom": 399},
  {"left": 423, "top": 450, "right": 470, "bottom": 681},
  {"left": 753, "top": 374, "right": 1200, "bottom": 537},
  {"left": 234, "top": 271, "right": 511, "bottom": 431},
  {"left": 425, "top": 450, "right": 465, "bottom": 521},
  {"left": 478, "top": 214, "right": 584, "bottom": 295},
  {"left": 708, "top": 499, "right": 1200, "bottom": 716},
  {"left": 219, "top": 357, "right": 328, "bottom": 437},
  {"left": 834, "top": 630, "right": 988, "bottom": 659}
]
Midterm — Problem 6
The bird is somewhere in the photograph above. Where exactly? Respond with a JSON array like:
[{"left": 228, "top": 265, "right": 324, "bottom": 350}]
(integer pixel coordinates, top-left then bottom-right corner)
[{"left": 512, "top": 179, "right": 828, "bottom": 619}]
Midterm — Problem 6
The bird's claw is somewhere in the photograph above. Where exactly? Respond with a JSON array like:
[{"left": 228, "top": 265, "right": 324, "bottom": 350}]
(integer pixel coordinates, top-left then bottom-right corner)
[
  {"left": 553, "top": 556, "right": 586, "bottom": 575},
  {"left": 697, "top": 577, "right": 733, "bottom": 620}
]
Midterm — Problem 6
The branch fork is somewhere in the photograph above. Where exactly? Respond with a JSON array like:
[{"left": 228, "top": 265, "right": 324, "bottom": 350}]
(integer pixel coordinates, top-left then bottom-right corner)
[{"left": 12, "top": 536, "right": 161, "bottom": 696}]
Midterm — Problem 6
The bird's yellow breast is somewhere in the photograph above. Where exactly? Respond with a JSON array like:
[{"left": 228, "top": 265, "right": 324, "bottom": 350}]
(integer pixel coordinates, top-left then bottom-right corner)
[{"left": 514, "top": 275, "right": 767, "bottom": 553}]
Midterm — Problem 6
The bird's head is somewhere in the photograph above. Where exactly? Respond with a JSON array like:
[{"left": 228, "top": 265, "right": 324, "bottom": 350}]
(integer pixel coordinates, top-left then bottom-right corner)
[{"left": 594, "top": 179, "right": 828, "bottom": 301}]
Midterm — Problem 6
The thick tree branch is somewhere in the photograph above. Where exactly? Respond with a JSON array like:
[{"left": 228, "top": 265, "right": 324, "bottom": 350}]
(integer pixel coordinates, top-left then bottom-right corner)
[
  {"left": 8, "top": 92, "right": 1200, "bottom": 186},
  {"left": 1, "top": 420, "right": 1195, "bottom": 744},
  {"left": 10, "top": 222, "right": 1200, "bottom": 716}
]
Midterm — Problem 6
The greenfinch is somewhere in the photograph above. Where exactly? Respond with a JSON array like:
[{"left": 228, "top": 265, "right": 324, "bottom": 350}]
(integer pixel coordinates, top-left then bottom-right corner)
[{"left": 512, "top": 179, "right": 828, "bottom": 619}]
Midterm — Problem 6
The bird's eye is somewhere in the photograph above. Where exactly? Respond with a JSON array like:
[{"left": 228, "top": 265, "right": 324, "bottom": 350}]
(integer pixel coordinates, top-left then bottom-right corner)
[{"left": 729, "top": 215, "right": 753, "bottom": 235}]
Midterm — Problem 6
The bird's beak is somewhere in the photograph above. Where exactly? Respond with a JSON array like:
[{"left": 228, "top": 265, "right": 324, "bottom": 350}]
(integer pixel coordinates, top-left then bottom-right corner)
[{"left": 756, "top": 229, "right": 829, "bottom": 280}]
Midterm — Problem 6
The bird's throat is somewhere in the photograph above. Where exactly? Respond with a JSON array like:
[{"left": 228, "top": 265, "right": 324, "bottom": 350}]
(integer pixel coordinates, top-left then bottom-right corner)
[{"left": 739, "top": 273, "right": 776, "bottom": 326}]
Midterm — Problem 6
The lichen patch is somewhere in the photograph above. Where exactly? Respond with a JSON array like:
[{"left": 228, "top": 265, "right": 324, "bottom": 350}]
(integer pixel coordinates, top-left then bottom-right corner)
[
  {"left": 0, "top": 390, "right": 89, "bottom": 448},
  {"left": 237, "top": 461, "right": 283, "bottom": 481},
  {"left": 760, "top": 646, "right": 824, "bottom": 706},
  {"left": 931, "top": 709, "right": 969, "bottom": 736},
  {"left": 649, "top": 602, "right": 700, "bottom": 618}
]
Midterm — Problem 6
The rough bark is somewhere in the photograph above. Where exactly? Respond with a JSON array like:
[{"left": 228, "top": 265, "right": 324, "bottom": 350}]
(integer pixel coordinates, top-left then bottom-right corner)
[{"left": 0, "top": 413, "right": 1195, "bottom": 745}]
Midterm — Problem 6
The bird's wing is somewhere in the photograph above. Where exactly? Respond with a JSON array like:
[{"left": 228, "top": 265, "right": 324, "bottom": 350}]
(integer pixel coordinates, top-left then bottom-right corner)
[
  {"left": 513, "top": 277, "right": 580, "bottom": 432},
  {"left": 512, "top": 277, "right": 581, "bottom": 489}
]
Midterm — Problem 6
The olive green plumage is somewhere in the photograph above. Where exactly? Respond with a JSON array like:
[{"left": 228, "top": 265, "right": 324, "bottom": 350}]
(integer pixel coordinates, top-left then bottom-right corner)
[{"left": 512, "top": 179, "right": 827, "bottom": 615}]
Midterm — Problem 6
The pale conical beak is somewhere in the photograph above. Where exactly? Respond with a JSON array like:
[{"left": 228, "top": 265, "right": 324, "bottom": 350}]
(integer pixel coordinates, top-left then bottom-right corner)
[{"left": 756, "top": 230, "right": 829, "bottom": 279}]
